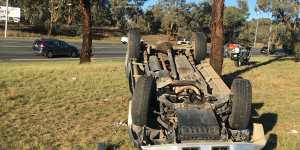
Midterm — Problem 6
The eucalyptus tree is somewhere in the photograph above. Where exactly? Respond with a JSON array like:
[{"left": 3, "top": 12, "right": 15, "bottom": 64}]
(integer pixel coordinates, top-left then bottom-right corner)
[
  {"left": 257, "top": 0, "right": 300, "bottom": 53},
  {"left": 79, "top": 0, "right": 92, "bottom": 63},
  {"left": 210, "top": 0, "right": 224, "bottom": 75}
]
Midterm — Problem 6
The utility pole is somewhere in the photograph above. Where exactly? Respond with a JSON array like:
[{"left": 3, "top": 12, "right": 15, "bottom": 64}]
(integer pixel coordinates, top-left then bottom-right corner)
[
  {"left": 253, "top": 7, "right": 261, "bottom": 48},
  {"left": 253, "top": 19, "right": 259, "bottom": 48},
  {"left": 4, "top": 0, "right": 9, "bottom": 38}
]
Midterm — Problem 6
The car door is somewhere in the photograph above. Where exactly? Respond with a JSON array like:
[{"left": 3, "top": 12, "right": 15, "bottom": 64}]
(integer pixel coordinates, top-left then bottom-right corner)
[
  {"left": 57, "top": 40, "right": 67, "bottom": 55},
  {"left": 59, "top": 41, "right": 71, "bottom": 56},
  {"left": 45, "top": 41, "right": 57, "bottom": 54}
]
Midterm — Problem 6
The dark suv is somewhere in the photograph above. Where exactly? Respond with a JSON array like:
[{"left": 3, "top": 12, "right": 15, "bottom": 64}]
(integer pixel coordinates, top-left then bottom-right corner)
[{"left": 32, "top": 39, "right": 79, "bottom": 58}]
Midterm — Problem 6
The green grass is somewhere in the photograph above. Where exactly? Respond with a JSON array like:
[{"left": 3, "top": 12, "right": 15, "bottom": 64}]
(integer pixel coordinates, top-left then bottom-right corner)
[
  {"left": 0, "top": 56, "right": 300, "bottom": 149},
  {"left": 0, "top": 60, "right": 132, "bottom": 150}
]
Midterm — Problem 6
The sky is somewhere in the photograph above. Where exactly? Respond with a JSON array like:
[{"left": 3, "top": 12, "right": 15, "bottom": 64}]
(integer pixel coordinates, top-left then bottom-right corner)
[{"left": 143, "top": 0, "right": 272, "bottom": 20}]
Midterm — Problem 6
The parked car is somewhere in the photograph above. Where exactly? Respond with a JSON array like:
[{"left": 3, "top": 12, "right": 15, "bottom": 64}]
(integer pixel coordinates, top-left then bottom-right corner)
[
  {"left": 260, "top": 45, "right": 276, "bottom": 55},
  {"left": 32, "top": 39, "right": 79, "bottom": 58}
]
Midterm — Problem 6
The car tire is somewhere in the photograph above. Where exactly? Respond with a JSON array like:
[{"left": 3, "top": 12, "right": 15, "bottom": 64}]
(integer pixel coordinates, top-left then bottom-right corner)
[
  {"left": 127, "top": 70, "right": 134, "bottom": 94},
  {"left": 125, "top": 30, "right": 142, "bottom": 93},
  {"left": 131, "top": 76, "right": 156, "bottom": 126},
  {"left": 127, "top": 29, "right": 142, "bottom": 62},
  {"left": 229, "top": 78, "right": 252, "bottom": 130},
  {"left": 192, "top": 32, "right": 207, "bottom": 64},
  {"left": 46, "top": 51, "right": 54, "bottom": 58},
  {"left": 70, "top": 51, "right": 78, "bottom": 58}
]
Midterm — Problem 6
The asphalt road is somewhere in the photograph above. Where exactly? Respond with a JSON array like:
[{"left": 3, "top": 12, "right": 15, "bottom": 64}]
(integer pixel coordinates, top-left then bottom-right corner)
[
  {"left": 0, "top": 39, "right": 126, "bottom": 60},
  {"left": 0, "top": 39, "right": 266, "bottom": 61}
]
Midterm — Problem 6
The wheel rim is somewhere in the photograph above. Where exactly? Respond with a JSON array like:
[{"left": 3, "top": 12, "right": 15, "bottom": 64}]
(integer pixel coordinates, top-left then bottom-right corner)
[
  {"left": 48, "top": 52, "right": 53, "bottom": 58},
  {"left": 71, "top": 51, "right": 76, "bottom": 57}
]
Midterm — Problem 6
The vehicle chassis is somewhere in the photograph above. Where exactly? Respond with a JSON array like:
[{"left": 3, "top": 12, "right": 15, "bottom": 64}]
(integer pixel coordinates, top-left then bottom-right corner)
[{"left": 126, "top": 37, "right": 266, "bottom": 150}]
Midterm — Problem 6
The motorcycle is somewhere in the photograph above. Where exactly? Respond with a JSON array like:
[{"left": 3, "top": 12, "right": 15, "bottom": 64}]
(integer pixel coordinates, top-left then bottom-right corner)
[{"left": 229, "top": 44, "right": 251, "bottom": 67}]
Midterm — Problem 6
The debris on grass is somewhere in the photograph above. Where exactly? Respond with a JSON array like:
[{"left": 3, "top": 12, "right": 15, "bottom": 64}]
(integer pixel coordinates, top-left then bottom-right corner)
[
  {"left": 6, "top": 87, "right": 17, "bottom": 100},
  {"left": 288, "top": 129, "right": 298, "bottom": 134},
  {"left": 112, "top": 120, "right": 127, "bottom": 127}
]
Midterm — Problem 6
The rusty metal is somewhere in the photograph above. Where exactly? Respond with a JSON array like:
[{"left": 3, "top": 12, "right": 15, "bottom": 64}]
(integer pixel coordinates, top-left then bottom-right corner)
[
  {"left": 126, "top": 33, "right": 265, "bottom": 149},
  {"left": 167, "top": 49, "right": 178, "bottom": 79},
  {"left": 149, "top": 56, "right": 162, "bottom": 72},
  {"left": 159, "top": 54, "right": 168, "bottom": 71},
  {"left": 174, "top": 86, "right": 200, "bottom": 95}
]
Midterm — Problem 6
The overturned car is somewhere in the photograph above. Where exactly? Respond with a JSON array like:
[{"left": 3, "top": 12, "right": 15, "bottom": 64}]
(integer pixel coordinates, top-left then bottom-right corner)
[{"left": 125, "top": 30, "right": 266, "bottom": 150}]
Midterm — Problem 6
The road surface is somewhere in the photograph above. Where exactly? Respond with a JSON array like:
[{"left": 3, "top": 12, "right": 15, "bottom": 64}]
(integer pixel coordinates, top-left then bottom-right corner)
[
  {"left": 0, "top": 39, "right": 265, "bottom": 61},
  {"left": 0, "top": 39, "right": 126, "bottom": 60}
]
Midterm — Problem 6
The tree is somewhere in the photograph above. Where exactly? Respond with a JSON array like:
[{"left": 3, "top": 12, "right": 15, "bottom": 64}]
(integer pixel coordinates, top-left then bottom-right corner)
[
  {"left": 111, "top": 0, "right": 147, "bottom": 33},
  {"left": 223, "top": 0, "right": 248, "bottom": 43},
  {"left": 210, "top": 0, "right": 225, "bottom": 75},
  {"left": 91, "top": 0, "right": 112, "bottom": 26},
  {"left": 237, "top": 0, "right": 248, "bottom": 13},
  {"left": 188, "top": 2, "right": 211, "bottom": 32},
  {"left": 79, "top": 0, "right": 92, "bottom": 63},
  {"left": 257, "top": 0, "right": 300, "bottom": 53},
  {"left": 223, "top": 6, "right": 247, "bottom": 43},
  {"left": 48, "top": 0, "right": 65, "bottom": 36}
]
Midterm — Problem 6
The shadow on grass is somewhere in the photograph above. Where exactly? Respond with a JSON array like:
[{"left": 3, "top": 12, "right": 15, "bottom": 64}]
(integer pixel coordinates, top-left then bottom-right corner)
[
  {"left": 98, "top": 143, "right": 120, "bottom": 150},
  {"left": 252, "top": 102, "right": 278, "bottom": 150},
  {"left": 262, "top": 134, "right": 277, "bottom": 150},
  {"left": 223, "top": 56, "right": 285, "bottom": 86}
]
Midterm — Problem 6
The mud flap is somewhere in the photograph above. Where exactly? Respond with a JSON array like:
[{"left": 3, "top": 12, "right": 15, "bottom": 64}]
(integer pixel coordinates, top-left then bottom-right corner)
[{"left": 176, "top": 107, "right": 220, "bottom": 141}]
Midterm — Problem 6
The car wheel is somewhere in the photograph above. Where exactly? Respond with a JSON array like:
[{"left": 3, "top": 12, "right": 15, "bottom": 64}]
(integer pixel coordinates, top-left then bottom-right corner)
[
  {"left": 125, "top": 30, "right": 143, "bottom": 93},
  {"left": 46, "top": 51, "right": 54, "bottom": 58},
  {"left": 192, "top": 32, "right": 207, "bottom": 64},
  {"left": 229, "top": 78, "right": 252, "bottom": 129},
  {"left": 127, "top": 29, "right": 142, "bottom": 62},
  {"left": 70, "top": 51, "right": 78, "bottom": 58},
  {"left": 131, "top": 76, "right": 156, "bottom": 126}
]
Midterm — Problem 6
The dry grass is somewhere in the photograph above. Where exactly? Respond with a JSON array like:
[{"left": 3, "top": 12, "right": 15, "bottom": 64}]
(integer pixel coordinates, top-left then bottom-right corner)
[
  {"left": 0, "top": 60, "right": 132, "bottom": 150},
  {"left": 223, "top": 56, "right": 300, "bottom": 149},
  {"left": 0, "top": 56, "right": 299, "bottom": 149}
]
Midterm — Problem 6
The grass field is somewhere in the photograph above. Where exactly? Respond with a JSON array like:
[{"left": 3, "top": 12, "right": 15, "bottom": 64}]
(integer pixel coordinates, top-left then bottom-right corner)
[{"left": 0, "top": 56, "right": 299, "bottom": 150}]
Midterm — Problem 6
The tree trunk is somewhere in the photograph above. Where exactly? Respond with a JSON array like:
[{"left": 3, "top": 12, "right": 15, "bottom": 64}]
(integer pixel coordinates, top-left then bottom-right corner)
[
  {"left": 48, "top": 21, "right": 53, "bottom": 37},
  {"left": 210, "top": 0, "right": 225, "bottom": 75},
  {"left": 79, "top": 0, "right": 92, "bottom": 64}
]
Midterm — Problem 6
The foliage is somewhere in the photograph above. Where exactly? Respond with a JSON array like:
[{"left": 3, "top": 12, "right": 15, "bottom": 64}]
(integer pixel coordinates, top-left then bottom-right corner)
[
  {"left": 145, "top": 1, "right": 211, "bottom": 37},
  {"left": 256, "top": 0, "right": 300, "bottom": 52},
  {"left": 224, "top": 0, "right": 248, "bottom": 43}
]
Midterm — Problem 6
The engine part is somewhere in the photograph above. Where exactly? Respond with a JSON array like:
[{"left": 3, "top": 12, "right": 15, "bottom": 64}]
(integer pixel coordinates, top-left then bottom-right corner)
[
  {"left": 149, "top": 56, "right": 162, "bottom": 72},
  {"left": 176, "top": 106, "right": 220, "bottom": 141}
]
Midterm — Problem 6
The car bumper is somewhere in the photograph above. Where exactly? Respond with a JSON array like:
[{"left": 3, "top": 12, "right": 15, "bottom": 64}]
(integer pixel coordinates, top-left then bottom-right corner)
[
  {"left": 32, "top": 48, "right": 43, "bottom": 55},
  {"left": 142, "top": 142, "right": 263, "bottom": 150},
  {"left": 141, "top": 124, "right": 266, "bottom": 150}
]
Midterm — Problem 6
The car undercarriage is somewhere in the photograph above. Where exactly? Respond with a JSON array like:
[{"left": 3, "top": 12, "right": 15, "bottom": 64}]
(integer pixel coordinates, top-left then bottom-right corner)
[{"left": 124, "top": 30, "right": 265, "bottom": 150}]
